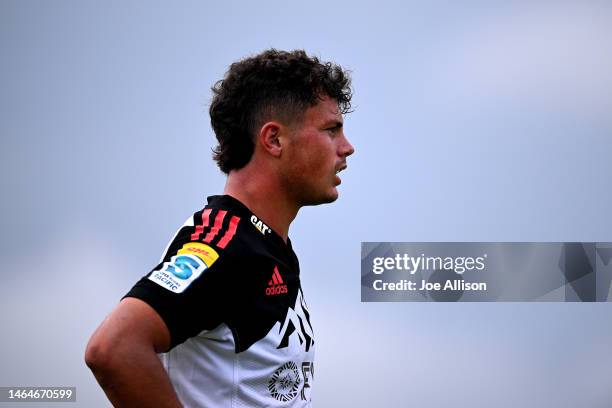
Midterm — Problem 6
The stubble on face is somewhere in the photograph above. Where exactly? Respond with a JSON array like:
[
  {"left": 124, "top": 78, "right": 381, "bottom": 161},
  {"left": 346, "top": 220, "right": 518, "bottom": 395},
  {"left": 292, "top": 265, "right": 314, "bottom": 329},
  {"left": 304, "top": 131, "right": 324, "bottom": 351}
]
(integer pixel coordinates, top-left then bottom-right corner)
[{"left": 280, "top": 96, "right": 347, "bottom": 207}]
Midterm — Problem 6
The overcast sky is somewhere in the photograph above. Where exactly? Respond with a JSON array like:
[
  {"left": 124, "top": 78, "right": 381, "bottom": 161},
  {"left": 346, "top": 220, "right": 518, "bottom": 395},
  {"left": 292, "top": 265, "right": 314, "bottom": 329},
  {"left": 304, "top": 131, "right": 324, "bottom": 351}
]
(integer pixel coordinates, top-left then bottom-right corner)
[{"left": 1, "top": 1, "right": 611, "bottom": 407}]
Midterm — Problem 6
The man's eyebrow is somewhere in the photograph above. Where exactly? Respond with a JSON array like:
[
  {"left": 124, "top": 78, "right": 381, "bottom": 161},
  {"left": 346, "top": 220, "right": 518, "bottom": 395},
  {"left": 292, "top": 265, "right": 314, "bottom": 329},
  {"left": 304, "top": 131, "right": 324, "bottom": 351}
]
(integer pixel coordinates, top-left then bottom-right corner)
[{"left": 322, "top": 120, "right": 343, "bottom": 128}]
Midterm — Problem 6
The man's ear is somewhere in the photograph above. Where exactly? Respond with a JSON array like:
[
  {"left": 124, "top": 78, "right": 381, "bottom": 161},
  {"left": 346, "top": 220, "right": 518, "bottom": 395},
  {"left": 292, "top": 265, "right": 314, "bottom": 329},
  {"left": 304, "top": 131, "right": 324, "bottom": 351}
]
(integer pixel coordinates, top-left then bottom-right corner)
[{"left": 258, "top": 121, "right": 283, "bottom": 158}]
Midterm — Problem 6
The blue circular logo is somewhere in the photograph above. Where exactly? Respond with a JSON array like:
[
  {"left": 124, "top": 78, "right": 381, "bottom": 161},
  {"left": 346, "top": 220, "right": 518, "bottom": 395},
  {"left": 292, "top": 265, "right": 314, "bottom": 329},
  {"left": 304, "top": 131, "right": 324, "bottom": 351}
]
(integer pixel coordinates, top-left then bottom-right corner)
[{"left": 167, "top": 255, "right": 201, "bottom": 280}]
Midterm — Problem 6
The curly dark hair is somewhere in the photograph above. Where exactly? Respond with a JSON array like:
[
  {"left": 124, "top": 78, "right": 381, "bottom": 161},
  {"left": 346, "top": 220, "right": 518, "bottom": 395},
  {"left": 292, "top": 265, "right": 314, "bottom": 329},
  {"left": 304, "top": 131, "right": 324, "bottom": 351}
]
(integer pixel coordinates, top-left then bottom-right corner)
[{"left": 209, "top": 49, "right": 352, "bottom": 174}]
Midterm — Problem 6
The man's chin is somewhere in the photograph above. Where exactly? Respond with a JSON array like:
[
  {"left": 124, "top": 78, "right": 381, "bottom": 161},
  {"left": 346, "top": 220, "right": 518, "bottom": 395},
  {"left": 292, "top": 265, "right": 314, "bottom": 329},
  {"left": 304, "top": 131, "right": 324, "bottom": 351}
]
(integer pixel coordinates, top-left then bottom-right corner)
[{"left": 301, "top": 189, "right": 339, "bottom": 207}]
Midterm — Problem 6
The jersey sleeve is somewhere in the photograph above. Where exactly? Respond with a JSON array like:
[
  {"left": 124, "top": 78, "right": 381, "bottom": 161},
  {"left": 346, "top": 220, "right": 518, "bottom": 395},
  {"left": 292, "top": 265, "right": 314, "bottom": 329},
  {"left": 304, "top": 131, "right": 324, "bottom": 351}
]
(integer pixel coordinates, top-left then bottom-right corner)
[{"left": 123, "top": 214, "right": 238, "bottom": 349}]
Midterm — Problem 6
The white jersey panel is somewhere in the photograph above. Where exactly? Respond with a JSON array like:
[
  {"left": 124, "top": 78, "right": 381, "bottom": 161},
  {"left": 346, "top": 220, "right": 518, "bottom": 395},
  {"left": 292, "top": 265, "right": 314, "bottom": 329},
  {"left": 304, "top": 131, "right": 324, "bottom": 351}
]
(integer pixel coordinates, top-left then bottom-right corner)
[{"left": 159, "top": 289, "right": 314, "bottom": 407}]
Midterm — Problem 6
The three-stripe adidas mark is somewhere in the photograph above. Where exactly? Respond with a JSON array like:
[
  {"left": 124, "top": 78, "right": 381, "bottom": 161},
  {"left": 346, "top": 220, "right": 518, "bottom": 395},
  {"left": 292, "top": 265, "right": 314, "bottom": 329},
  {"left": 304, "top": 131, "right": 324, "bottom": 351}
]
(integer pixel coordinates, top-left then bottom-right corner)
[
  {"left": 266, "top": 266, "right": 288, "bottom": 296},
  {"left": 191, "top": 209, "right": 241, "bottom": 249}
]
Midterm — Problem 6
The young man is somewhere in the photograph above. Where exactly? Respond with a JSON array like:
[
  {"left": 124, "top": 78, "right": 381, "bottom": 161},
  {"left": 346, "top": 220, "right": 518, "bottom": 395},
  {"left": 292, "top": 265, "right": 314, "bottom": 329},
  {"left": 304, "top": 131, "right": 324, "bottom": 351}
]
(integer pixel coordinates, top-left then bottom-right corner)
[{"left": 85, "top": 49, "right": 354, "bottom": 407}]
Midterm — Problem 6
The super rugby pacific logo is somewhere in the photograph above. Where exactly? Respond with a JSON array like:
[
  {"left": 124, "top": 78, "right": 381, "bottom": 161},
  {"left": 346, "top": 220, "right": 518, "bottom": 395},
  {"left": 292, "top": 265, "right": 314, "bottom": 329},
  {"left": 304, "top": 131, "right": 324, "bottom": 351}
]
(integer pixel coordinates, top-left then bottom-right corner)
[
  {"left": 148, "top": 243, "right": 219, "bottom": 294},
  {"left": 165, "top": 255, "right": 201, "bottom": 279}
]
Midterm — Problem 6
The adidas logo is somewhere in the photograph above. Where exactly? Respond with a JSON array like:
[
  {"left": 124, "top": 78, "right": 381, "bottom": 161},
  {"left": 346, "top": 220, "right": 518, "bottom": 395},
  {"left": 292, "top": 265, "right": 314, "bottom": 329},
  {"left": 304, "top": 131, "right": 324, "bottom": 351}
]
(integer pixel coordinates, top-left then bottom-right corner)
[{"left": 266, "top": 266, "right": 288, "bottom": 296}]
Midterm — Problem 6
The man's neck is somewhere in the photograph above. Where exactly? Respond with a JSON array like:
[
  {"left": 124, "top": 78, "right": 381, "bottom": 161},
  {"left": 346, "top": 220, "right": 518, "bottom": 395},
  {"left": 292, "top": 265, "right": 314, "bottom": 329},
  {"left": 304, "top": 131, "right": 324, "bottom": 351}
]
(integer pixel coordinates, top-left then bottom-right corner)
[{"left": 223, "top": 168, "right": 298, "bottom": 243}]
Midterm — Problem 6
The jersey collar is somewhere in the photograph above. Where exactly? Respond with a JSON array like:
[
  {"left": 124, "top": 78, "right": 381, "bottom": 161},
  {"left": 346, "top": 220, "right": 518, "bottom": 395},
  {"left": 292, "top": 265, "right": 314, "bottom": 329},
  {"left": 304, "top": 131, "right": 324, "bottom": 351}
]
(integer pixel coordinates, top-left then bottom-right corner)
[{"left": 206, "top": 195, "right": 295, "bottom": 252}]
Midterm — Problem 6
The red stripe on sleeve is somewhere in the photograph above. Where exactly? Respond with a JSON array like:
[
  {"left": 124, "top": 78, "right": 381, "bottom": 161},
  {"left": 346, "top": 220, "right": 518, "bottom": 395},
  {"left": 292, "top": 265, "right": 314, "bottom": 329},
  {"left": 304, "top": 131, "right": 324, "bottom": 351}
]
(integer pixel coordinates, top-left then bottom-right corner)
[
  {"left": 203, "top": 210, "right": 227, "bottom": 243},
  {"left": 216, "top": 216, "right": 240, "bottom": 249},
  {"left": 191, "top": 209, "right": 212, "bottom": 241}
]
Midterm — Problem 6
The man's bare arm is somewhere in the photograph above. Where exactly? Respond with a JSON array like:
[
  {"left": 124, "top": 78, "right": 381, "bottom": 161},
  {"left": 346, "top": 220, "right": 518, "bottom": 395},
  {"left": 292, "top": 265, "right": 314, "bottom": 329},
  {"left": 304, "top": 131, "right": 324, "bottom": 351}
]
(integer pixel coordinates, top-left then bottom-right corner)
[{"left": 85, "top": 297, "right": 182, "bottom": 407}]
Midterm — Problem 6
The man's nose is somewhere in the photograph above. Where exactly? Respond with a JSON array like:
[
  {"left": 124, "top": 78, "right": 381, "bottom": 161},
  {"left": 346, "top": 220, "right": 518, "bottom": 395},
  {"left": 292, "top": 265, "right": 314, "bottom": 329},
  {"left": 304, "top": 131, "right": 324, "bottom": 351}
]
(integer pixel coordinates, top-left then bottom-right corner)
[{"left": 340, "top": 134, "right": 355, "bottom": 157}]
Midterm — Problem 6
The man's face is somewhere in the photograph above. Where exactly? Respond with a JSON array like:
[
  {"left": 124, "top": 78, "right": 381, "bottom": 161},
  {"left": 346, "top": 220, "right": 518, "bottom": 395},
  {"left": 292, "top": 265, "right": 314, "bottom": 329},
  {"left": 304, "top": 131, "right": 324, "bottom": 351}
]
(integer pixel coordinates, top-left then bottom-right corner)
[{"left": 280, "top": 95, "right": 355, "bottom": 206}]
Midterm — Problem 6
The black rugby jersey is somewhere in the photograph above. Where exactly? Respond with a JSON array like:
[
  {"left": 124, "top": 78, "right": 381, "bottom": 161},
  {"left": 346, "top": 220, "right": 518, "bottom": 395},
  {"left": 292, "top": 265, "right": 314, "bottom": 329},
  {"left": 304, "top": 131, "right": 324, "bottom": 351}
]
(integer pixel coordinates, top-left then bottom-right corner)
[{"left": 124, "top": 195, "right": 315, "bottom": 407}]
